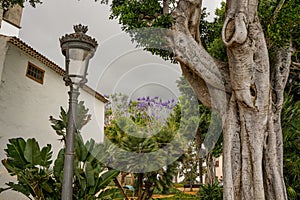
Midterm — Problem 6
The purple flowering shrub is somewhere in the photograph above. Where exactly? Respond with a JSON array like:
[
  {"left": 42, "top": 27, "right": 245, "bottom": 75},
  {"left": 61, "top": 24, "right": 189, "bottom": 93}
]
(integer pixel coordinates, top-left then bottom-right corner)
[
  {"left": 105, "top": 94, "right": 177, "bottom": 139},
  {"left": 105, "top": 94, "right": 177, "bottom": 152}
]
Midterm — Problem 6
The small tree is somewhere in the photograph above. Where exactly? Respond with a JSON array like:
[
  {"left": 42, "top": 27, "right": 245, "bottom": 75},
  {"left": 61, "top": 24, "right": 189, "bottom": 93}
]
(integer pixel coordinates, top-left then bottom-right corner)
[{"left": 104, "top": 94, "right": 180, "bottom": 200}]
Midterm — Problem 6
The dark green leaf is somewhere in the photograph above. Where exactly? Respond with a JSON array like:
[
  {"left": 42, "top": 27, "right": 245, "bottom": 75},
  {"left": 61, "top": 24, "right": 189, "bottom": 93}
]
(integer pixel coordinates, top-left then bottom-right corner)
[
  {"left": 24, "top": 138, "right": 41, "bottom": 166},
  {"left": 85, "top": 161, "right": 95, "bottom": 186},
  {"left": 5, "top": 138, "right": 27, "bottom": 168},
  {"left": 40, "top": 144, "right": 52, "bottom": 167},
  {"left": 53, "top": 149, "right": 64, "bottom": 182}
]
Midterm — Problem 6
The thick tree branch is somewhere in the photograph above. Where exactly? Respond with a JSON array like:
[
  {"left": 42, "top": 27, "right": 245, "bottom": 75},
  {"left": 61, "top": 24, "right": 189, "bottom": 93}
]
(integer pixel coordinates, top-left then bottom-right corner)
[
  {"left": 187, "top": 0, "right": 202, "bottom": 44},
  {"left": 271, "top": 43, "right": 293, "bottom": 113},
  {"left": 264, "top": 44, "right": 292, "bottom": 199},
  {"left": 222, "top": 0, "right": 271, "bottom": 112},
  {"left": 171, "top": 0, "right": 198, "bottom": 35},
  {"left": 180, "top": 64, "right": 211, "bottom": 108},
  {"left": 223, "top": 95, "right": 241, "bottom": 199},
  {"left": 170, "top": 0, "right": 230, "bottom": 112},
  {"left": 172, "top": 33, "right": 226, "bottom": 91},
  {"left": 270, "top": 42, "right": 293, "bottom": 170},
  {"left": 222, "top": 0, "right": 258, "bottom": 46}
]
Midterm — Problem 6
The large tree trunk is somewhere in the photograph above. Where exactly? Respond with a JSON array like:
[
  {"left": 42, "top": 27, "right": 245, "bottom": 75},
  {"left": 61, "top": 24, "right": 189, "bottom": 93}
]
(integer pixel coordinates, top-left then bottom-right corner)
[
  {"left": 169, "top": 0, "right": 291, "bottom": 199},
  {"left": 221, "top": 0, "right": 291, "bottom": 199}
]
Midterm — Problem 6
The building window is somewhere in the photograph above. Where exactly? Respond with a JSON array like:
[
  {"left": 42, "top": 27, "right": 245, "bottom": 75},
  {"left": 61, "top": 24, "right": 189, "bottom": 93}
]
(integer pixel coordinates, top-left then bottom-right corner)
[{"left": 26, "top": 62, "right": 45, "bottom": 84}]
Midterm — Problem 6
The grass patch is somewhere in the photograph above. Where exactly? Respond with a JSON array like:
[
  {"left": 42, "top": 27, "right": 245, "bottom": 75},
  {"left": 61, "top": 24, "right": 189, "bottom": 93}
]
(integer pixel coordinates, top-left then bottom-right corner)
[{"left": 152, "top": 191, "right": 198, "bottom": 200}]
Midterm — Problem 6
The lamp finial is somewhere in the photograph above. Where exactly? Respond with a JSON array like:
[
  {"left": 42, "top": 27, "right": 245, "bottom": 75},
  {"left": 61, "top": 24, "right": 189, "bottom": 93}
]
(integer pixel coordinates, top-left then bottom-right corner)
[{"left": 73, "top": 24, "right": 88, "bottom": 34}]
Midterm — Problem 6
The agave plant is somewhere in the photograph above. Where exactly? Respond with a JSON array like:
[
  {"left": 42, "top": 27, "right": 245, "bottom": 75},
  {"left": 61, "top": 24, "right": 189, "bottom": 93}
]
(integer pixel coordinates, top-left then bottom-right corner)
[{"left": 0, "top": 102, "right": 123, "bottom": 199}]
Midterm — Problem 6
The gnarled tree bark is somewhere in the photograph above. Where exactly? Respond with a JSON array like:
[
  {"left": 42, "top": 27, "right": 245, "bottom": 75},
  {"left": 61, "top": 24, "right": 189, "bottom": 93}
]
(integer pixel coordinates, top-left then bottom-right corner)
[{"left": 168, "top": 0, "right": 291, "bottom": 199}]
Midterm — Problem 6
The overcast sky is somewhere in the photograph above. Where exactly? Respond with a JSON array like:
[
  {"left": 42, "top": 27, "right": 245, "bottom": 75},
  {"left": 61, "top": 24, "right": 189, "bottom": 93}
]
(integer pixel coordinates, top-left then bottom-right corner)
[{"left": 19, "top": 0, "right": 222, "bottom": 100}]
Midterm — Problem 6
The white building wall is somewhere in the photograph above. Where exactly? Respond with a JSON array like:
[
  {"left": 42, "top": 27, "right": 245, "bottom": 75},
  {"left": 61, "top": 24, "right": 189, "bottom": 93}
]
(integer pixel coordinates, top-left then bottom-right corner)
[
  {"left": 215, "top": 156, "right": 223, "bottom": 180},
  {"left": 0, "top": 44, "right": 105, "bottom": 199},
  {"left": 0, "top": 20, "right": 19, "bottom": 37},
  {"left": 0, "top": 37, "right": 9, "bottom": 84}
]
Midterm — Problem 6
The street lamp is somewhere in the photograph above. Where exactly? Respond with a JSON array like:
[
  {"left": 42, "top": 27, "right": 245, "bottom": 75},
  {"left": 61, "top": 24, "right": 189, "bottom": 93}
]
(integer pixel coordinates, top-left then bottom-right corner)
[{"left": 59, "top": 24, "right": 98, "bottom": 200}]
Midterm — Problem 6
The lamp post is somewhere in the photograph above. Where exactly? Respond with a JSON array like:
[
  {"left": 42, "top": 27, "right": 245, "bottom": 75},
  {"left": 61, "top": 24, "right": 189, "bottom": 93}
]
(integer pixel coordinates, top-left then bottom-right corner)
[{"left": 59, "top": 24, "right": 98, "bottom": 200}]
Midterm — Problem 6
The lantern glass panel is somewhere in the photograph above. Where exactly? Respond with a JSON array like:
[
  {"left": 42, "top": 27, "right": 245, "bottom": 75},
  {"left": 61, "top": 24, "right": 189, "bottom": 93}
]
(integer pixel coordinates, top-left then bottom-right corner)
[{"left": 68, "top": 48, "right": 91, "bottom": 84}]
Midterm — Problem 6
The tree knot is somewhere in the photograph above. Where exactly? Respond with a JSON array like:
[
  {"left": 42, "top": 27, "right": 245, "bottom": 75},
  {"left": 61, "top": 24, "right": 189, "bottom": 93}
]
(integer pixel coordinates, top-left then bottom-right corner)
[{"left": 222, "top": 12, "right": 248, "bottom": 47}]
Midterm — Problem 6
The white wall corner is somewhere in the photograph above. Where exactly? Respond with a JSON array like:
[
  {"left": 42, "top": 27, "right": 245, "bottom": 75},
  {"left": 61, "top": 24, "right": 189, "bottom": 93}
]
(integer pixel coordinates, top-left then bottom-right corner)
[
  {"left": 0, "top": 20, "right": 20, "bottom": 37},
  {"left": 0, "top": 7, "right": 3, "bottom": 29},
  {"left": 0, "top": 37, "right": 10, "bottom": 85}
]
